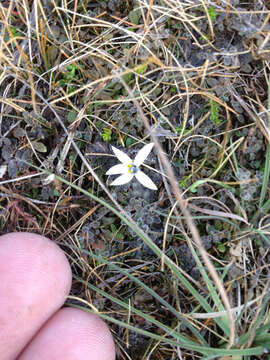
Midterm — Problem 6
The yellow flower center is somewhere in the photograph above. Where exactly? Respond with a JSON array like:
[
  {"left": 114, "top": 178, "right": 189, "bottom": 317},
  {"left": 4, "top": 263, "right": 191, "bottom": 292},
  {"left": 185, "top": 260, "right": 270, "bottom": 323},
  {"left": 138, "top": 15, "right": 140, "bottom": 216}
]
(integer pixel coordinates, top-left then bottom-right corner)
[{"left": 127, "top": 164, "right": 139, "bottom": 174}]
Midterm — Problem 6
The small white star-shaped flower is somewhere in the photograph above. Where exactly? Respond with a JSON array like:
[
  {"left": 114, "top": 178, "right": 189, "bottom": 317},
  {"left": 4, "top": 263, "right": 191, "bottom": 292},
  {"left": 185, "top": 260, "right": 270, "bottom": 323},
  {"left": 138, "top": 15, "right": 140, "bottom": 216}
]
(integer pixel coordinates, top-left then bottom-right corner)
[{"left": 106, "top": 143, "right": 157, "bottom": 190}]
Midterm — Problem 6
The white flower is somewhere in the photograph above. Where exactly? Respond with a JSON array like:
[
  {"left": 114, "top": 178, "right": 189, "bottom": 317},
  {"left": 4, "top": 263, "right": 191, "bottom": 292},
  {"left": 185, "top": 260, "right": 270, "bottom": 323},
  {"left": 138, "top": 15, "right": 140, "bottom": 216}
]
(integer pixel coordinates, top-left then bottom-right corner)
[{"left": 106, "top": 143, "right": 157, "bottom": 190}]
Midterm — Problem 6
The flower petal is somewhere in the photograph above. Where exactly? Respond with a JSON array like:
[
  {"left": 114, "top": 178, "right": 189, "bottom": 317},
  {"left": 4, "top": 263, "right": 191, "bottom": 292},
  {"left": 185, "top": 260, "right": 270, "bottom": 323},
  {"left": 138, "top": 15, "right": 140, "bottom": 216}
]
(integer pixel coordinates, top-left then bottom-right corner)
[
  {"left": 106, "top": 164, "right": 127, "bottom": 175},
  {"left": 110, "top": 173, "right": 134, "bottom": 186},
  {"left": 112, "top": 146, "right": 132, "bottom": 165},
  {"left": 134, "top": 143, "right": 154, "bottom": 166},
  {"left": 135, "top": 170, "right": 157, "bottom": 190}
]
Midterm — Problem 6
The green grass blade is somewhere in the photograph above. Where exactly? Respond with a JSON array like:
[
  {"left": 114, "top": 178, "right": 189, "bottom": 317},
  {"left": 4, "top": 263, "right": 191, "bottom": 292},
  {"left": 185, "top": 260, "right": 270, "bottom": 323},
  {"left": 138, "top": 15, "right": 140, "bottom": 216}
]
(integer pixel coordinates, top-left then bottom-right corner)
[
  {"left": 74, "top": 249, "right": 207, "bottom": 345},
  {"left": 259, "top": 74, "right": 270, "bottom": 208},
  {"left": 68, "top": 286, "right": 264, "bottom": 357},
  {"left": 259, "top": 145, "right": 270, "bottom": 208},
  {"left": 186, "top": 245, "right": 230, "bottom": 336}
]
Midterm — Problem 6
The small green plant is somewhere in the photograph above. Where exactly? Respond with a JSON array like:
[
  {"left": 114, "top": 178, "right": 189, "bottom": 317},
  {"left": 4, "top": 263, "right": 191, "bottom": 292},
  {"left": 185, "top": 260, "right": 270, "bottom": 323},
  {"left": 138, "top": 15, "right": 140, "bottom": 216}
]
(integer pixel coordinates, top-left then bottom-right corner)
[
  {"left": 209, "top": 99, "right": 221, "bottom": 125},
  {"left": 10, "top": 26, "right": 22, "bottom": 38},
  {"left": 101, "top": 128, "right": 112, "bottom": 142},
  {"left": 175, "top": 125, "right": 191, "bottom": 135},
  {"left": 123, "top": 71, "right": 133, "bottom": 84},
  {"left": 5, "top": 26, "right": 22, "bottom": 50},
  {"left": 207, "top": 6, "right": 218, "bottom": 21},
  {"left": 125, "top": 136, "right": 136, "bottom": 147},
  {"left": 217, "top": 243, "right": 226, "bottom": 253},
  {"left": 58, "top": 64, "right": 79, "bottom": 94},
  {"left": 128, "top": 8, "right": 141, "bottom": 25}
]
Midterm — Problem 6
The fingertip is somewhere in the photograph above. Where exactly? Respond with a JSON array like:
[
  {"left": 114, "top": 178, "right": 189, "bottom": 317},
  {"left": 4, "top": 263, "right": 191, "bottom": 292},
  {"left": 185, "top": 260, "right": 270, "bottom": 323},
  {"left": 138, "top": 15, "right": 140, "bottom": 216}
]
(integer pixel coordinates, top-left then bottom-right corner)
[
  {"left": 0, "top": 232, "right": 72, "bottom": 360},
  {"left": 0, "top": 232, "right": 72, "bottom": 295},
  {"left": 19, "top": 307, "right": 116, "bottom": 360}
]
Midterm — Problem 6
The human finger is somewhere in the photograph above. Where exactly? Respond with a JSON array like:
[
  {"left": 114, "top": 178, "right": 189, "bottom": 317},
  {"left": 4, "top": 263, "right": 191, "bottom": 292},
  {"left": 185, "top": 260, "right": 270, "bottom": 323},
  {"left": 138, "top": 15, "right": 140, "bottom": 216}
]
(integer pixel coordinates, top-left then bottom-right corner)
[
  {"left": 0, "top": 232, "right": 72, "bottom": 360},
  {"left": 18, "top": 307, "right": 115, "bottom": 360}
]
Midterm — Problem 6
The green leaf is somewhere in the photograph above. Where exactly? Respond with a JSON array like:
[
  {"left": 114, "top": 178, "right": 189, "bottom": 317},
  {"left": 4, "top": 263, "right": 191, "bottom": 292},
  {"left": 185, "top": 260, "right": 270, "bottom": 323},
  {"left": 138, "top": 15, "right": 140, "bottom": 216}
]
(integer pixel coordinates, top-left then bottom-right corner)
[
  {"left": 209, "top": 99, "right": 221, "bottom": 124},
  {"left": 123, "top": 72, "right": 133, "bottom": 84},
  {"left": 101, "top": 128, "right": 112, "bottom": 142},
  {"left": 136, "top": 63, "right": 148, "bottom": 75},
  {"left": 31, "top": 141, "right": 47, "bottom": 153},
  {"left": 128, "top": 8, "right": 141, "bottom": 25},
  {"left": 67, "top": 111, "right": 77, "bottom": 123},
  {"left": 207, "top": 6, "right": 218, "bottom": 21},
  {"left": 125, "top": 137, "right": 136, "bottom": 147},
  {"left": 217, "top": 243, "right": 226, "bottom": 253}
]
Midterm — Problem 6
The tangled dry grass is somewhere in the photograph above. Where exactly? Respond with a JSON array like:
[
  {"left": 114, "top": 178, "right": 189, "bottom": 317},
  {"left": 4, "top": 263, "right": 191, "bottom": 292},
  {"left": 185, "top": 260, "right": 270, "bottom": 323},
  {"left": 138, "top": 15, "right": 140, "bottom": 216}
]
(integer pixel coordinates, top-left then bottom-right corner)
[{"left": 0, "top": 0, "right": 270, "bottom": 358}]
